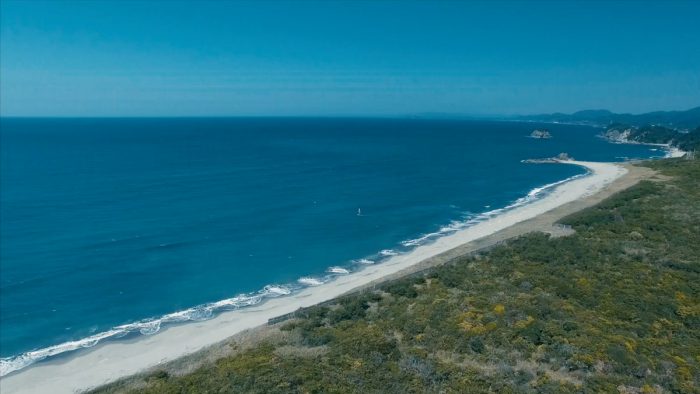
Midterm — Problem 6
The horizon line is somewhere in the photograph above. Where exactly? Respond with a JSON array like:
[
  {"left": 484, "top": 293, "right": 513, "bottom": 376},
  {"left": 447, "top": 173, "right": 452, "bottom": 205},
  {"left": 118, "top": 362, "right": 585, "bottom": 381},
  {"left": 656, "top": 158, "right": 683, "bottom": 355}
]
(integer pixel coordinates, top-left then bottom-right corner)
[{"left": 1, "top": 106, "right": 697, "bottom": 120}]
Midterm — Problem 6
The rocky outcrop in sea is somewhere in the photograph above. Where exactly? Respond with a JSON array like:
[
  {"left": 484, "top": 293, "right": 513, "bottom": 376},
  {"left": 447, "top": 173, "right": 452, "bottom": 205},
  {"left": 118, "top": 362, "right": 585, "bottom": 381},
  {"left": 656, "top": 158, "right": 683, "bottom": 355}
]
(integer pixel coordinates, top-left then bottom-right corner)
[{"left": 530, "top": 129, "right": 552, "bottom": 139}]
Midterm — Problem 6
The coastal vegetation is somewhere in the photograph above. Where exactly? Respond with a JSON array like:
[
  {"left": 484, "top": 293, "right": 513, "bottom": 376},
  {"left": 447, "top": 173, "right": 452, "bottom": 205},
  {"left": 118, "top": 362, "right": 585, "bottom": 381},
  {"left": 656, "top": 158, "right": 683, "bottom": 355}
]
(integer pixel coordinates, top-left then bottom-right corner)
[
  {"left": 94, "top": 158, "right": 699, "bottom": 393},
  {"left": 677, "top": 127, "right": 700, "bottom": 152},
  {"left": 603, "top": 124, "right": 700, "bottom": 153}
]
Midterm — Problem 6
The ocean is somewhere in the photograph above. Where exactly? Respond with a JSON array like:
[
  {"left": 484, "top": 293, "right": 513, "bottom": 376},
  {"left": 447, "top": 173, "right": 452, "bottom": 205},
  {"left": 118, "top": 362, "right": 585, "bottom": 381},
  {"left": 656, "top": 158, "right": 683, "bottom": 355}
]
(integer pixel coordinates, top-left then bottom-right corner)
[{"left": 0, "top": 118, "right": 664, "bottom": 374}]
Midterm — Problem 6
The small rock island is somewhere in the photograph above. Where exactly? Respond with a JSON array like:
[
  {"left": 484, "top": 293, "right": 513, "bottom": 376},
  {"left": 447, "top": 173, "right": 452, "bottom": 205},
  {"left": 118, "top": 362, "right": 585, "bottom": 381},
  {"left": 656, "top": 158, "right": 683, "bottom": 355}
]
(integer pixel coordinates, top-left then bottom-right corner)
[
  {"left": 530, "top": 129, "right": 552, "bottom": 139},
  {"left": 522, "top": 152, "right": 575, "bottom": 163}
]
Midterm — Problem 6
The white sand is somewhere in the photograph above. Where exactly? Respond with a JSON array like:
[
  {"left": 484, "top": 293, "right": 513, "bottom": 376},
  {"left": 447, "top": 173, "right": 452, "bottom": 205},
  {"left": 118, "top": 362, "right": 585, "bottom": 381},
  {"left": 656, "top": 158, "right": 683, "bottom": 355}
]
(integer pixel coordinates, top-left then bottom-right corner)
[{"left": 0, "top": 161, "right": 627, "bottom": 394}]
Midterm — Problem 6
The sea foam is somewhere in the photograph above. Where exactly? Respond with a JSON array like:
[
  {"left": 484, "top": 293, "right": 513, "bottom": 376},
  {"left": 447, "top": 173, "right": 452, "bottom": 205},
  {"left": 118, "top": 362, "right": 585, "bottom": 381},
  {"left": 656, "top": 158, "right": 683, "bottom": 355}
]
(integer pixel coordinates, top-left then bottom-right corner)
[
  {"left": 0, "top": 169, "right": 592, "bottom": 378},
  {"left": 0, "top": 283, "right": 293, "bottom": 377},
  {"left": 297, "top": 277, "right": 324, "bottom": 286},
  {"left": 394, "top": 171, "right": 589, "bottom": 250},
  {"left": 327, "top": 266, "right": 350, "bottom": 274}
]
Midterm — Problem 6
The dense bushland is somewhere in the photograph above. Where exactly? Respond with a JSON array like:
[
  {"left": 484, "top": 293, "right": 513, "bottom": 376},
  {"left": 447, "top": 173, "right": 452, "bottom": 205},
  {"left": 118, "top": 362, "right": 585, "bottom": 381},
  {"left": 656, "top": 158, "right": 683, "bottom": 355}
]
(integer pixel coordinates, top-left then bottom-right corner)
[{"left": 94, "top": 158, "right": 700, "bottom": 394}]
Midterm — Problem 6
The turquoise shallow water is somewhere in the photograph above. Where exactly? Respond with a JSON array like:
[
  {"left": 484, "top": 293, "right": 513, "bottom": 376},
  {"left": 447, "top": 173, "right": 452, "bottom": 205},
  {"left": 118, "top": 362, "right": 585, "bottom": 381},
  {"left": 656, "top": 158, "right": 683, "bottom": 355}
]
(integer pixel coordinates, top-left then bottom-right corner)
[{"left": 0, "top": 118, "right": 664, "bottom": 374}]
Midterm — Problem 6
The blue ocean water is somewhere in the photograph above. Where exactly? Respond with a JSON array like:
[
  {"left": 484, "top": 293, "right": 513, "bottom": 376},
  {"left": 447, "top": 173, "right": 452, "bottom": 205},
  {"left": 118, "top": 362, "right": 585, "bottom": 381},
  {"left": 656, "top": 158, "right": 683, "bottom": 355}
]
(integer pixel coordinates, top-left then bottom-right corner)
[{"left": 0, "top": 118, "right": 664, "bottom": 373}]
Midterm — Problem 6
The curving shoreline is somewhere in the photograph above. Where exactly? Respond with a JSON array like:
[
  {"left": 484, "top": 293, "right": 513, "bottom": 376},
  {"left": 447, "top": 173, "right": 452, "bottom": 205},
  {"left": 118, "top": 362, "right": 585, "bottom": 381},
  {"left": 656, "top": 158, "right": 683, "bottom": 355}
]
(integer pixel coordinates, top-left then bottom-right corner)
[
  {"left": 0, "top": 169, "right": 588, "bottom": 379},
  {"left": 0, "top": 162, "right": 592, "bottom": 379},
  {"left": 0, "top": 160, "right": 646, "bottom": 394}
]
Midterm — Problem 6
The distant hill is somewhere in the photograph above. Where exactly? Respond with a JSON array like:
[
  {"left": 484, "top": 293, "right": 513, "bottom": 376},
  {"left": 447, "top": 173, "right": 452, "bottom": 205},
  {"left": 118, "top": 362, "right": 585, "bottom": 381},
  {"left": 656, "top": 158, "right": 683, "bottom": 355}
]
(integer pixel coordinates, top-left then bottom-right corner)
[
  {"left": 513, "top": 106, "right": 700, "bottom": 130},
  {"left": 601, "top": 123, "right": 700, "bottom": 152}
]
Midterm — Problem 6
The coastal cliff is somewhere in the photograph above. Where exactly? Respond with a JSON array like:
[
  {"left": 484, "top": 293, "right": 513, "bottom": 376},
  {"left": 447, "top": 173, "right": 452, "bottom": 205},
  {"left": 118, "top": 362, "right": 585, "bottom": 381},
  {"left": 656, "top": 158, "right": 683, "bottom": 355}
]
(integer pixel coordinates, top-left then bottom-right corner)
[{"left": 600, "top": 123, "right": 700, "bottom": 153}]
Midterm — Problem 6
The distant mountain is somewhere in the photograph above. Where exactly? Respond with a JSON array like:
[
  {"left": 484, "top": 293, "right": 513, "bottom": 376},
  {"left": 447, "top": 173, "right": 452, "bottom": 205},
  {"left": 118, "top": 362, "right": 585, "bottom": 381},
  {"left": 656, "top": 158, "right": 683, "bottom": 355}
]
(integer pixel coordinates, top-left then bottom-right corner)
[{"left": 513, "top": 106, "right": 700, "bottom": 130}]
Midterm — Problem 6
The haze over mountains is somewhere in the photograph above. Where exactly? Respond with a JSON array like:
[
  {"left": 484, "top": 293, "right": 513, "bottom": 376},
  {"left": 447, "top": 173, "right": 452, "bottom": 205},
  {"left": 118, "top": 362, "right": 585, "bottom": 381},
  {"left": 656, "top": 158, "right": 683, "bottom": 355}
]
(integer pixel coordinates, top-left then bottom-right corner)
[
  {"left": 410, "top": 107, "right": 700, "bottom": 130},
  {"left": 512, "top": 106, "right": 700, "bottom": 129}
]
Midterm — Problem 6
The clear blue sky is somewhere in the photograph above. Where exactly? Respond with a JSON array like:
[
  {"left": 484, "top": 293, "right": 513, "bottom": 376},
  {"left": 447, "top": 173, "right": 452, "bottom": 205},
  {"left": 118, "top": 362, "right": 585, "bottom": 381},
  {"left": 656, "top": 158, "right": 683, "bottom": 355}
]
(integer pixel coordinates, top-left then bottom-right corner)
[{"left": 1, "top": 0, "right": 698, "bottom": 117}]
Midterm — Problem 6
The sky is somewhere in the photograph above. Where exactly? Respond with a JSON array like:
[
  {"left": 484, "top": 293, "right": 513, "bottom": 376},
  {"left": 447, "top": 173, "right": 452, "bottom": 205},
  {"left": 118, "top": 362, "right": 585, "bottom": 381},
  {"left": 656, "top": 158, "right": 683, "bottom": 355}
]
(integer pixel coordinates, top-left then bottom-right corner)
[{"left": 1, "top": 0, "right": 699, "bottom": 117}]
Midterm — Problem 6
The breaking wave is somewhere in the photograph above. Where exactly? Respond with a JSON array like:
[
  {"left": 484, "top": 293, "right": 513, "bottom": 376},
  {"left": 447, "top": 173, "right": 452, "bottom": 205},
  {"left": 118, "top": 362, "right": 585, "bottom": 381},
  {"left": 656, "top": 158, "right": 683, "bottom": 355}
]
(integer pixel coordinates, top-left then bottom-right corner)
[
  {"left": 395, "top": 171, "right": 589, "bottom": 250},
  {"left": 0, "top": 283, "right": 293, "bottom": 377},
  {"left": 0, "top": 169, "right": 590, "bottom": 377},
  {"left": 297, "top": 277, "right": 325, "bottom": 286},
  {"left": 327, "top": 267, "right": 350, "bottom": 274}
]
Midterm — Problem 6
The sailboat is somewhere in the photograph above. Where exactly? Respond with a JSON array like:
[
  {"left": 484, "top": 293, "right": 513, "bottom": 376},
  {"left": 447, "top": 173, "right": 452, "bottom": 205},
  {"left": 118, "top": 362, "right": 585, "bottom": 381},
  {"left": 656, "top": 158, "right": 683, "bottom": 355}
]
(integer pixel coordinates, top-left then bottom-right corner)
[{"left": 357, "top": 208, "right": 362, "bottom": 216}]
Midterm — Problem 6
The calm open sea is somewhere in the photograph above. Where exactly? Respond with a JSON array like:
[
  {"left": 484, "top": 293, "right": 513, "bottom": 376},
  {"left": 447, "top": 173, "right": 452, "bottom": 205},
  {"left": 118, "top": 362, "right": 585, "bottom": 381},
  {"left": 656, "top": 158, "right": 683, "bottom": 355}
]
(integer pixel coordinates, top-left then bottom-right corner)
[{"left": 0, "top": 118, "right": 664, "bottom": 374}]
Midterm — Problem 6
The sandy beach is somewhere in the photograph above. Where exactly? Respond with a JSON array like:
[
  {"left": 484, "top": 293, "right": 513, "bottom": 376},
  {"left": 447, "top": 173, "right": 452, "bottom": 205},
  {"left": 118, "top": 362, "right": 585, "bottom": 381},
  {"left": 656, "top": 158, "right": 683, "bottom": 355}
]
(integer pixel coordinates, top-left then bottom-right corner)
[{"left": 0, "top": 160, "right": 654, "bottom": 394}]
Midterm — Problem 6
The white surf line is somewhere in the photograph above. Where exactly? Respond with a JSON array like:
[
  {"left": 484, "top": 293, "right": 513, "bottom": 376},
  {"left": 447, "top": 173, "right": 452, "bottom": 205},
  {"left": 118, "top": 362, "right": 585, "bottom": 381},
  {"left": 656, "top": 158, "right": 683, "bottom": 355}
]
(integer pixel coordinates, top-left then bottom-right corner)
[{"left": 0, "top": 160, "right": 627, "bottom": 394}]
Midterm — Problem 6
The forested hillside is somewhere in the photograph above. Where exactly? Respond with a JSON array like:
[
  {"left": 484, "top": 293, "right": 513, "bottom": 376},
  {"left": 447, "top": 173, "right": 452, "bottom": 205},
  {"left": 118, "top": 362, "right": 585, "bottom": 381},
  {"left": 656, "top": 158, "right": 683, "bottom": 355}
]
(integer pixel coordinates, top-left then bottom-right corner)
[
  {"left": 516, "top": 107, "right": 700, "bottom": 129},
  {"left": 604, "top": 124, "right": 700, "bottom": 152}
]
